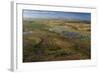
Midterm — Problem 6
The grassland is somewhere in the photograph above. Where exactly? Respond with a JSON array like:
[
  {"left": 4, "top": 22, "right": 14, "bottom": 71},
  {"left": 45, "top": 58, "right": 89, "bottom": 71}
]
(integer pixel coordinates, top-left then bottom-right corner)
[{"left": 23, "top": 19, "right": 91, "bottom": 62}]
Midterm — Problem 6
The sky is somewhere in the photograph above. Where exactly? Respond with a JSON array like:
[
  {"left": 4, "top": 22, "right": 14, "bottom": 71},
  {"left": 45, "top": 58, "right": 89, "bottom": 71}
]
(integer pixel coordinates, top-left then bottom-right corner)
[{"left": 23, "top": 10, "right": 91, "bottom": 21}]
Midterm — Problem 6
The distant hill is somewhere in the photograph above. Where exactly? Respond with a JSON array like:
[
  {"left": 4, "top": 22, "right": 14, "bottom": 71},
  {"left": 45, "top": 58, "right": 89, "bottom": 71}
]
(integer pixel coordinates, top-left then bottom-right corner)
[{"left": 23, "top": 17, "right": 90, "bottom": 24}]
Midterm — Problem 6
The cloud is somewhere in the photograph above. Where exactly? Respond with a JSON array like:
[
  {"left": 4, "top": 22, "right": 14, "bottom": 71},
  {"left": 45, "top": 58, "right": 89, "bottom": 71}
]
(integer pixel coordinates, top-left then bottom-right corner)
[{"left": 23, "top": 9, "right": 91, "bottom": 21}]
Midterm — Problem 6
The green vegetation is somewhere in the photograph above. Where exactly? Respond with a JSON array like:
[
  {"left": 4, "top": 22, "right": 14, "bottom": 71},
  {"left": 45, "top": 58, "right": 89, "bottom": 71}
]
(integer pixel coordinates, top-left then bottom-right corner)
[{"left": 23, "top": 19, "right": 91, "bottom": 62}]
